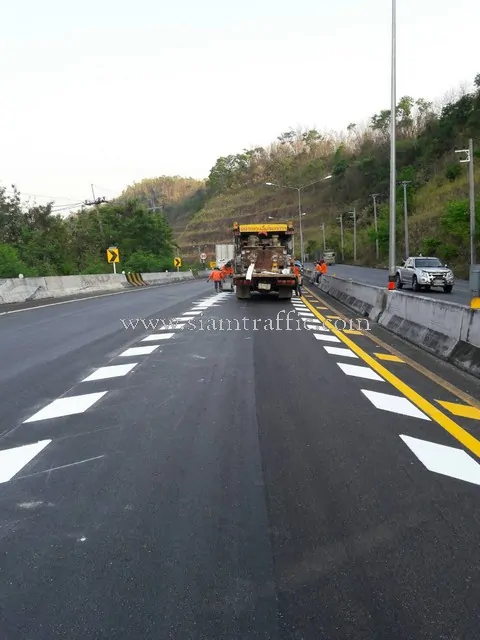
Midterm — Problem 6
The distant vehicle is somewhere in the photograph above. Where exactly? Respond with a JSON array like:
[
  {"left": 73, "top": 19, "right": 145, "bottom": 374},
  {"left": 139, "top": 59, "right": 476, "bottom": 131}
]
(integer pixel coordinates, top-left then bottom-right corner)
[
  {"left": 322, "top": 251, "right": 336, "bottom": 265},
  {"left": 395, "top": 256, "right": 454, "bottom": 293},
  {"left": 232, "top": 221, "right": 297, "bottom": 299}
]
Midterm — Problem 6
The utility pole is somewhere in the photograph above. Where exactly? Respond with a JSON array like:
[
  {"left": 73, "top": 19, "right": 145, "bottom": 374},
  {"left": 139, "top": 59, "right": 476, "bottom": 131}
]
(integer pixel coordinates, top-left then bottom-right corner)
[
  {"left": 400, "top": 181, "right": 411, "bottom": 258},
  {"left": 388, "top": 0, "right": 397, "bottom": 290},
  {"left": 84, "top": 185, "right": 107, "bottom": 245},
  {"left": 337, "top": 214, "right": 344, "bottom": 262},
  {"left": 349, "top": 208, "right": 357, "bottom": 262},
  {"left": 321, "top": 222, "right": 326, "bottom": 252},
  {"left": 371, "top": 193, "right": 380, "bottom": 260}
]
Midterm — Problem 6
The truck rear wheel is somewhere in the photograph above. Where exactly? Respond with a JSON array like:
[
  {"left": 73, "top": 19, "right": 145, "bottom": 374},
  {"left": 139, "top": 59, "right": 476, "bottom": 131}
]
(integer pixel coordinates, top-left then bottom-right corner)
[
  {"left": 278, "top": 287, "right": 292, "bottom": 300},
  {"left": 235, "top": 285, "right": 251, "bottom": 300}
]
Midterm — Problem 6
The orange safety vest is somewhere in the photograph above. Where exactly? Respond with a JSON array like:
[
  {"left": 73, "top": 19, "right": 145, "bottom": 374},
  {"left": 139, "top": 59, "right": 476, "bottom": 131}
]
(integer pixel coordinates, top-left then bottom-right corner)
[
  {"left": 316, "top": 263, "right": 322, "bottom": 272},
  {"left": 292, "top": 265, "right": 300, "bottom": 278},
  {"left": 320, "top": 262, "right": 327, "bottom": 274},
  {"left": 208, "top": 270, "right": 224, "bottom": 281}
]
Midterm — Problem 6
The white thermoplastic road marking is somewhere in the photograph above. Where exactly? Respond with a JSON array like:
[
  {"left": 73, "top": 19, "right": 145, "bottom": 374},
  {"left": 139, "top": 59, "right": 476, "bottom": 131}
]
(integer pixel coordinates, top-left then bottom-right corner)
[
  {"left": 312, "top": 334, "right": 341, "bottom": 342},
  {"left": 141, "top": 333, "right": 175, "bottom": 342},
  {"left": 82, "top": 363, "right": 137, "bottom": 381},
  {"left": 323, "top": 346, "right": 359, "bottom": 358},
  {"left": 304, "top": 324, "right": 328, "bottom": 331},
  {"left": 336, "top": 362, "right": 385, "bottom": 381},
  {"left": 0, "top": 440, "right": 51, "bottom": 483},
  {"left": 400, "top": 435, "right": 480, "bottom": 485},
  {"left": 361, "top": 390, "right": 430, "bottom": 420},
  {"left": 157, "top": 323, "right": 185, "bottom": 330},
  {"left": 118, "top": 345, "right": 160, "bottom": 357},
  {"left": 182, "top": 311, "right": 203, "bottom": 316},
  {"left": 23, "top": 392, "right": 108, "bottom": 422}
]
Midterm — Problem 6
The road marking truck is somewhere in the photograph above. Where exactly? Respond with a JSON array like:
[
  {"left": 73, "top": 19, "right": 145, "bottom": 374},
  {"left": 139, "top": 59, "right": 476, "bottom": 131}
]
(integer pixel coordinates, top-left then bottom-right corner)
[{"left": 232, "top": 221, "right": 297, "bottom": 300}]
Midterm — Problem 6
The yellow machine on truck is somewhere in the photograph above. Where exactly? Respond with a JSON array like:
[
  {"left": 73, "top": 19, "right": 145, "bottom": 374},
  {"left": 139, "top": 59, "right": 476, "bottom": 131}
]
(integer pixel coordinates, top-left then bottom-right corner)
[{"left": 232, "top": 221, "right": 297, "bottom": 300}]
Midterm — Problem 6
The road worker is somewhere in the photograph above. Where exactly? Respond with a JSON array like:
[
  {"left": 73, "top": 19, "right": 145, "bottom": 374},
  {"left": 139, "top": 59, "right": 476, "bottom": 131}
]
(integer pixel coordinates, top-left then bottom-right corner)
[
  {"left": 207, "top": 267, "right": 224, "bottom": 292},
  {"left": 291, "top": 261, "right": 302, "bottom": 297}
]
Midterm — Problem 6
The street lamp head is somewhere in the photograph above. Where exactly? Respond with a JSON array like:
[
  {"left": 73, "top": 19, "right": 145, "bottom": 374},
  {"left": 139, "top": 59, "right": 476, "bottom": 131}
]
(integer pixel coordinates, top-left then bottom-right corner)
[
  {"left": 323, "top": 175, "right": 332, "bottom": 180},
  {"left": 265, "top": 182, "right": 275, "bottom": 186}
]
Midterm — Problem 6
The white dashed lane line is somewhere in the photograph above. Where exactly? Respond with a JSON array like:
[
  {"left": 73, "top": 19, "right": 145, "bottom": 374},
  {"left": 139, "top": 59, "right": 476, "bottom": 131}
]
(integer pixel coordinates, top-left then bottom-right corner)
[
  {"left": 0, "top": 440, "right": 52, "bottom": 483},
  {"left": 294, "top": 300, "right": 480, "bottom": 487},
  {"left": 0, "top": 292, "right": 229, "bottom": 485},
  {"left": 118, "top": 345, "right": 161, "bottom": 357},
  {"left": 23, "top": 392, "right": 108, "bottom": 423},
  {"left": 82, "top": 363, "right": 138, "bottom": 381}
]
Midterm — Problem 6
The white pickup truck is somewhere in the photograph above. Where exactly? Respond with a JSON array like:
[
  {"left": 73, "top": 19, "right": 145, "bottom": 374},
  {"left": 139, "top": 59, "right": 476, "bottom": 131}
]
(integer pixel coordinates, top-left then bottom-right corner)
[{"left": 395, "top": 256, "right": 454, "bottom": 293}]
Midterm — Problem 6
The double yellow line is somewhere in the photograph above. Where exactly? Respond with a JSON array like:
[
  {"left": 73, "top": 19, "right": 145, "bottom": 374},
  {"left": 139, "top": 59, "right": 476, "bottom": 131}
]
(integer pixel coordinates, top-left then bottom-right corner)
[{"left": 301, "top": 294, "right": 480, "bottom": 458}]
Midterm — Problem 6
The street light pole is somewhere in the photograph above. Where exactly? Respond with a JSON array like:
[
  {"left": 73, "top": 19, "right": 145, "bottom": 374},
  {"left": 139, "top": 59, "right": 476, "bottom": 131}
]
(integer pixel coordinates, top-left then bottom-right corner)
[
  {"left": 400, "top": 181, "right": 411, "bottom": 258},
  {"left": 321, "top": 222, "right": 326, "bottom": 252},
  {"left": 297, "top": 188, "right": 304, "bottom": 263},
  {"left": 265, "top": 175, "right": 332, "bottom": 265},
  {"left": 349, "top": 208, "right": 357, "bottom": 262},
  {"left": 371, "top": 193, "right": 379, "bottom": 259},
  {"left": 388, "top": 0, "right": 397, "bottom": 289},
  {"left": 455, "top": 139, "right": 476, "bottom": 265},
  {"left": 337, "top": 214, "right": 344, "bottom": 261}
]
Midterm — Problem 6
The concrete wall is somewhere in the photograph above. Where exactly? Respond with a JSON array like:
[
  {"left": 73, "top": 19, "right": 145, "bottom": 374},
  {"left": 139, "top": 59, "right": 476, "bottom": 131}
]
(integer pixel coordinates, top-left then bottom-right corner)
[
  {"left": 306, "top": 269, "right": 480, "bottom": 378},
  {"left": 0, "top": 271, "right": 196, "bottom": 305}
]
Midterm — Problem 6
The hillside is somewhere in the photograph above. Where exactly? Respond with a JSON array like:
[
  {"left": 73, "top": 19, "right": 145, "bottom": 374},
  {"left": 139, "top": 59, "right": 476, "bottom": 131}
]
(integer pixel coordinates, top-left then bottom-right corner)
[{"left": 175, "top": 76, "right": 480, "bottom": 277}]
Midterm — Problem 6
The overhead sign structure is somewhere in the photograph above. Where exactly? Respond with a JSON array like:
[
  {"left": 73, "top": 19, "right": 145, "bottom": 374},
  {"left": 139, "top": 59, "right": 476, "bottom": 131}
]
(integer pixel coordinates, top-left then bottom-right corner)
[
  {"left": 173, "top": 257, "right": 182, "bottom": 268},
  {"left": 106, "top": 247, "right": 120, "bottom": 263},
  {"left": 200, "top": 252, "right": 207, "bottom": 261},
  {"left": 238, "top": 223, "right": 288, "bottom": 232}
]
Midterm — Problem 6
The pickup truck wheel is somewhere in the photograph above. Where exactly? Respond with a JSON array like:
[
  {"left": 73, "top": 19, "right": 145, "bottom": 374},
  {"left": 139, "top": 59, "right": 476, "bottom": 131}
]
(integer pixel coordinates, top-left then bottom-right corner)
[
  {"left": 395, "top": 273, "right": 403, "bottom": 289},
  {"left": 444, "top": 285, "right": 453, "bottom": 293},
  {"left": 412, "top": 276, "right": 421, "bottom": 292}
]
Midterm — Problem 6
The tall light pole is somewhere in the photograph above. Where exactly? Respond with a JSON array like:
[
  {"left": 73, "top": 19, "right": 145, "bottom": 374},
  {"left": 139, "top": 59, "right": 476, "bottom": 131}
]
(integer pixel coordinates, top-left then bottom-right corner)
[
  {"left": 371, "top": 193, "right": 380, "bottom": 259},
  {"left": 400, "top": 181, "right": 411, "bottom": 258},
  {"left": 349, "top": 208, "right": 357, "bottom": 262},
  {"left": 388, "top": 0, "right": 397, "bottom": 290},
  {"left": 337, "top": 214, "right": 344, "bottom": 261},
  {"left": 321, "top": 222, "right": 326, "bottom": 252},
  {"left": 455, "top": 139, "right": 476, "bottom": 265},
  {"left": 265, "top": 174, "right": 332, "bottom": 263}
]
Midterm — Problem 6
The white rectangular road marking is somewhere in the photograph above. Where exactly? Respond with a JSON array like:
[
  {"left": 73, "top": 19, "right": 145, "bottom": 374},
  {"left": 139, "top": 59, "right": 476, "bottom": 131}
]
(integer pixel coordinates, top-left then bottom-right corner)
[
  {"left": 141, "top": 332, "right": 175, "bottom": 342},
  {"left": 82, "top": 363, "right": 137, "bottom": 381},
  {"left": 297, "top": 312, "right": 315, "bottom": 317},
  {"left": 336, "top": 363, "right": 385, "bottom": 381},
  {"left": 313, "top": 334, "right": 341, "bottom": 342},
  {"left": 400, "top": 435, "right": 480, "bottom": 485},
  {"left": 304, "top": 324, "right": 328, "bottom": 331},
  {"left": 0, "top": 440, "right": 52, "bottom": 483},
  {"left": 157, "top": 323, "right": 185, "bottom": 330},
  {"left": 118, "top": 345, "right": 160, "bottom": 357},
  {"left": 23, "top": 392, "right": 108, "bottom": 423},
  {"left": 323, "top": 346, "right": 359, "bottom": 358},
  {"left": 361, "top": 390, "right": 430, "bottom": 420},
  {"left": 182, "top": 311, "right": 203, "bottom": 316}
]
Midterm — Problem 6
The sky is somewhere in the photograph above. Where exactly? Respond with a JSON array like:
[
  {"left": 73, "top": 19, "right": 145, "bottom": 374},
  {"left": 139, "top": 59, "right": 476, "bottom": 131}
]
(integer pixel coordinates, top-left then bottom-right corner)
[{"left": 0, "top": 0, "right": 478, "bottom": 210}]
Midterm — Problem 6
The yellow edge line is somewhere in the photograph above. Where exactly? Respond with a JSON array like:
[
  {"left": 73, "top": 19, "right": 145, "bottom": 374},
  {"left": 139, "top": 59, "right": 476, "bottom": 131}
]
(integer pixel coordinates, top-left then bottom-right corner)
[
  {"left": 306, "top": 286, "right": 480, "bottom": 412},
  {"left": 301, "top": 295, "right": 480, "bottom": 458}
]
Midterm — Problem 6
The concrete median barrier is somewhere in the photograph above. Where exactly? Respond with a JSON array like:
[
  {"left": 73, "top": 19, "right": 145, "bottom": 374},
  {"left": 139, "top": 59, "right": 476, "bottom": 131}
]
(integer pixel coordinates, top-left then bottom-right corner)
[
  {"left": 0, "top": 270, "right": 197, "bottom": 305},
  {"left": 306, "top": 270, "right": 480, "bottom": 378}
]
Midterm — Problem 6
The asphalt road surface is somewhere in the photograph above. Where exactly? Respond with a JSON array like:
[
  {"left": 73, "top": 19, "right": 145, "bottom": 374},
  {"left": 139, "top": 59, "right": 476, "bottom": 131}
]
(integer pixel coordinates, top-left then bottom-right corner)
[
  {"left": 305, "top": 263, "right": 471, "bottom": 306},
  {"left": 1, "top": 281, "right": 480, "bottom": 639}
]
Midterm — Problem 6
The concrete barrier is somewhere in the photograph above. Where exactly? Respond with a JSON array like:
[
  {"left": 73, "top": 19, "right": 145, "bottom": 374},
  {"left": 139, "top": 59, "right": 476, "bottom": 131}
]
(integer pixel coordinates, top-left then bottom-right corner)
[
  {"left": 0, "top": 270, "right": 196, "bottom": 305},
  {"left": 306, "top": 270, "right": 480, "bottom": 378}
]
